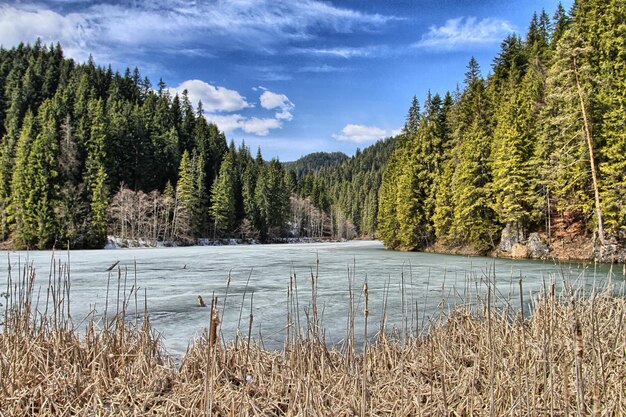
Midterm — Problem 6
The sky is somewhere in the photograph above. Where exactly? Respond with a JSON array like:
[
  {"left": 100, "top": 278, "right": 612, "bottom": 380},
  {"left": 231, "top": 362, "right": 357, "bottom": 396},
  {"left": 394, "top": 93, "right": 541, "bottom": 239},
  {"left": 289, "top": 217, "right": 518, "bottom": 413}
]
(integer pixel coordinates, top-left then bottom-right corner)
[{"left": 0, "top": 0, "right": 572, "bottom": 161}]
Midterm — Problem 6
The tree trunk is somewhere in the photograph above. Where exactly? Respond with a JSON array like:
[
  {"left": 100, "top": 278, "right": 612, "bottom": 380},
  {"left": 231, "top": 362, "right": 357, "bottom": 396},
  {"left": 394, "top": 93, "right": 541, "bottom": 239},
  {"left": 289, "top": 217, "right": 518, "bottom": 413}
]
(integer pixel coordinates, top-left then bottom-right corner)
[{"left": 574, "top": 60, "right": 605, "bottom": 245}]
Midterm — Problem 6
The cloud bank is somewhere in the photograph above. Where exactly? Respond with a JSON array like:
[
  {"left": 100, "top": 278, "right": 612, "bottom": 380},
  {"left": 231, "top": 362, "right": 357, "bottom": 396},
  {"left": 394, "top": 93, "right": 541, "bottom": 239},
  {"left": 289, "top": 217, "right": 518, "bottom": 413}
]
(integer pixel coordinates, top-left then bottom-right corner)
[{"left": 0, "top": 1, "right": 396, "bottom": 62}]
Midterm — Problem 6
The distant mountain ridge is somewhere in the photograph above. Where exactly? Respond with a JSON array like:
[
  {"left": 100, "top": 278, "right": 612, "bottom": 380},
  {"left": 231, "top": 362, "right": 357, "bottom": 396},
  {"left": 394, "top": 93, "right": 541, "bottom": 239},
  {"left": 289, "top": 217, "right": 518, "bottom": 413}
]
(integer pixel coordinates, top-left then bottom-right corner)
[{"left": 284, "top": 152, "right": 348, "bottom": 179}]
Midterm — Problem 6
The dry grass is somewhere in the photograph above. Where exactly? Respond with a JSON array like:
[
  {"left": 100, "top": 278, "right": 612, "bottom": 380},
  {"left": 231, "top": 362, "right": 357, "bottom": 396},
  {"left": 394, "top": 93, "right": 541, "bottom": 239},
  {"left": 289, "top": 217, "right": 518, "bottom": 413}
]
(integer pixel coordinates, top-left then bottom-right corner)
[{"left": 1, "top": 261, "right": 625, "bottom": 416}]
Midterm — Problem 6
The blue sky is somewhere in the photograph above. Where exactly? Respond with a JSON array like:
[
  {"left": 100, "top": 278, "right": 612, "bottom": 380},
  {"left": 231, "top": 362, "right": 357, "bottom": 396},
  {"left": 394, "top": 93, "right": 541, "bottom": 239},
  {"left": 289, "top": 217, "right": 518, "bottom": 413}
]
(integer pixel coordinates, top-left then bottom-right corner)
[{"left": 0, "top": 0, "right": 572, "bottom": 161}]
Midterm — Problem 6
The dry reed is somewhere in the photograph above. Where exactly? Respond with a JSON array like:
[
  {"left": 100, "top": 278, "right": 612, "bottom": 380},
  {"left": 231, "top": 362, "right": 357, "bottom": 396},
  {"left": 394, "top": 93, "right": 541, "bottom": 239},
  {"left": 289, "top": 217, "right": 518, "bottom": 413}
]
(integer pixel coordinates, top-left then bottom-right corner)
[{"left": 1, "top": 259, "right": 625, "bottom": 416}]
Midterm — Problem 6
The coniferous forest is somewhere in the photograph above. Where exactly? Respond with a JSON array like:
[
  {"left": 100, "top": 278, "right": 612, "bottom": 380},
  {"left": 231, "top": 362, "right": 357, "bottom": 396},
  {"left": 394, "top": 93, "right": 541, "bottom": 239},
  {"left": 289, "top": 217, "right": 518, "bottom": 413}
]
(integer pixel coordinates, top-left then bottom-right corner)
[
  {"left": 0, "top": 0, "right": 625, "bottom": 262},
  {"left": 378, "top": 1, "right": 626, "bottom": 261},
  {"left": 0, "top": 40, "right": 383, "bottom": 249},
  {"left": 0, "top": 42, "right": 293, "bottom": 249}
]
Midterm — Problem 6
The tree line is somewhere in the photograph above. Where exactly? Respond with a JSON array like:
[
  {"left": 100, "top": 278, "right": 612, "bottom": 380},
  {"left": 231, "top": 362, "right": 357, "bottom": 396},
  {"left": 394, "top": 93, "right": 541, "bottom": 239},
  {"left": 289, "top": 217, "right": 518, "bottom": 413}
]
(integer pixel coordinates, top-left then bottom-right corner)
[
  {"left": 0, "top": 41, "right": 361, "bottom": 248},
  {"left": 0, "top": 39, "right": 382, "bottom": 249},
  {"left": 4, "top": 0, "right": 619, "bottom": 253},
  {"left": 377, "top": 0, "right": 626, "bottom": 255}
]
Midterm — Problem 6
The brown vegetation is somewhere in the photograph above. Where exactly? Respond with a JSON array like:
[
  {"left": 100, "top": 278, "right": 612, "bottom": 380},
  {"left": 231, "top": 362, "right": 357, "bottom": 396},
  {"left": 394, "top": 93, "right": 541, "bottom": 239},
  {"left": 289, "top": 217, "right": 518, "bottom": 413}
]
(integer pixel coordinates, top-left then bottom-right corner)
[{"left": 1, "top": 263, "right": 624, "bottom": 416}]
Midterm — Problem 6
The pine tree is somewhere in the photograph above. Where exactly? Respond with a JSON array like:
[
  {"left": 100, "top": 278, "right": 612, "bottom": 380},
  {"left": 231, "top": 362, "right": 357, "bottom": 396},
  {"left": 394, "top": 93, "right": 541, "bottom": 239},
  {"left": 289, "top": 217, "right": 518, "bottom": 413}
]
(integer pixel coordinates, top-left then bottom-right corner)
[
  {"left": 174, "top": 150, "right": 194, "bottom": 242},
  {"left": 210, "top": 153, "right": 236, "bottom": 237},
  {"left": 540, "top": 26, "right": 603, "bottom": 241},
  {"left": 0, "top": 67, "right": 26, "bottom": 239},
  {"left": 255, "top": 159, "right": 289, "bottom": 241},
  {"left": 8, "top": 111, "right": 36, "bottom": 247},
  {"left": 377, "top": 151, "right": 401, "bottom": 248},
  {"left": 18, "top": 100, "right": 59, "bottom": 248},
  {"left": 597, "top": 0, "right": 626, "bottom": 239},
  {"left": 432, "top": 92, "right": 456, "bottom": 243},
  {"left": 394, "top": 93, "right": 449, "bottom": 249},
  {"left": 490, "top": 81, "right": 533, "bottom": 233},
  {"left": 448, "top": 59, "right": 498, "bottom": 250},
  {"left": 87, "top": 165, "right": 108, "bottom": 247},
  {"left": 191, "top": 153, "right": 209, "bottom": 237},
  {"left": 402, "top": 96, "right": 421, "bottom": 136},
  {"left": 83, "top": 98, "right": 110, "bottom": 247}
]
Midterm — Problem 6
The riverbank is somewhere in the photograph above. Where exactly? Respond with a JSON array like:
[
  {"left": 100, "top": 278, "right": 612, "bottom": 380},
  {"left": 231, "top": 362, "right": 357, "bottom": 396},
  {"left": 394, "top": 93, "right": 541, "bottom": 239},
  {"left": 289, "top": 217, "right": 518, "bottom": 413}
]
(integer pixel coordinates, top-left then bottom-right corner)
[
  {"left": 2, "top": 265, "right": 624, "bottom": 415},
  {"left": 104, "top": 235, "right": 337, "bottom": 249},
  {"left": 423, "top": 232, "right": 626, "bottom": 264}
]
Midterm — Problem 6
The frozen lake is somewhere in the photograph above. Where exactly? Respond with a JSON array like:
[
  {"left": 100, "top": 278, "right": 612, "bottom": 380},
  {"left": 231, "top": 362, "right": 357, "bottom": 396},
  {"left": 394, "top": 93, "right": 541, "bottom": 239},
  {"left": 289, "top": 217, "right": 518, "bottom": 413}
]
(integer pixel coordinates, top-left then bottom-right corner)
[{"left": 0, "top": 241, "right": 621, "bottom": 356}]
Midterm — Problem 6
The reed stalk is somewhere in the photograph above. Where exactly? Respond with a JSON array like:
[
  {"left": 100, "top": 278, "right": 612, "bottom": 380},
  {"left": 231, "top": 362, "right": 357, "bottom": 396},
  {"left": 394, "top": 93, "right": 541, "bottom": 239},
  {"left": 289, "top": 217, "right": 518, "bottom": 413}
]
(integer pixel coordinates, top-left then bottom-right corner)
[{"left": 1, "top": 258, "right": 624, "bottom": 416}]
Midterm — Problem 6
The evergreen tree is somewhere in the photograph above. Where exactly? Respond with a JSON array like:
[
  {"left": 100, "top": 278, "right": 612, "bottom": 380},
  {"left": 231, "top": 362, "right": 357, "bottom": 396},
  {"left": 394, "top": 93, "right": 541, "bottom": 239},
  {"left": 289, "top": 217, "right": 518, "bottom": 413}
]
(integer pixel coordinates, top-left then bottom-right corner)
[
  {"left": 174, "top": 150, "right": 194, "bottom": 242},
  {"left": 191, "top": 153, "right": 209, "bottom": 237},
  {"left": 255, "top": 159, "right": 289, "bottom": 241},
  {"left": 8, "top": 111, "right": 36, "bottom": 247},
  {"left": 598, "top": 0, "right": 626, "bottom": 239},
  {"left": 210, "top": 153, "right": 236, "bottom": 237},
  {"left": 402, "top": 96, "right": 421, "bottom": 136},
  {"left": 87, "top": 165, "right": 108, "bottom": 247},
  {"left": 490, "top": 81, "right": 533, "bottom": 233},
  {"left": 19, "top": 100, "right": 59, "bottom": 248},
  {"left": 377, "top": 151, "right": 401, "bottom": 248},
  {"left": 0, "top": 65, "right": 27, "bottom": 239},
  {"left": 540, "top": 25, "right": 602, "bottom": 241},
  {"left": 448, "top": 59, "right": 498, "bottom": 250}
]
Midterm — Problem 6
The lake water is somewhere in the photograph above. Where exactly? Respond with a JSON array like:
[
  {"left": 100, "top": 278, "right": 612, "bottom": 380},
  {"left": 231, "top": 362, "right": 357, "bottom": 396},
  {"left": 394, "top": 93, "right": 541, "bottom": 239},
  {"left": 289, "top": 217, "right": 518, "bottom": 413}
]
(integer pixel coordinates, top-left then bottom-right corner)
[{"left": 0, "top": 241, "right": 622, "bottom": 356}]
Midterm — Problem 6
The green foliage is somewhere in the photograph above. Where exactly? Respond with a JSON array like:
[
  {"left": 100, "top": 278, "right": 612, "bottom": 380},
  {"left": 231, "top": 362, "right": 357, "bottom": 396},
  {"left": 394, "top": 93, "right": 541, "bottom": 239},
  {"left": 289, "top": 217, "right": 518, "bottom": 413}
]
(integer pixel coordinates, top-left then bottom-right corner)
[
  {"left": 0, "top": 43, "right": 251, "bottom": 247},
  {"left": 2, "top": 4, "right": 626, "bottom": 252},
  {"left": 174, "top": 150, "right": 194, "bottom": 242},
  {"left": 210, "top": 153, "right": 236, "bottom": 237},
  {"left": 255, "top": 159, "right": 289, "bottom": 240},
  {"left": 284, "top": 152, "right": 348, "bottom": 179},
  {"left": 377, "top": 150, "right": 401, "bottom": 248},
  {"left": 87, "top": 165, "right": 108, "bottom": 247},
  {"left": 9, "top": 111, "right": 36, "bottom": 248},
  {"left": 19, "top": 100, "right": 59, "bottom": 249},
  {"left": 402, "top": 96, "right": 421, "bottom": 136}
]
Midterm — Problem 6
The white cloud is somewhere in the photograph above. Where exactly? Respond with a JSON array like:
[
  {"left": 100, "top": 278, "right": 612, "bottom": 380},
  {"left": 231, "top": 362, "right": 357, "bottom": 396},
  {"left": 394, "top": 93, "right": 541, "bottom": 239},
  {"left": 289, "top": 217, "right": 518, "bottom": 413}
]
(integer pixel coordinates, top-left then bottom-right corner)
[
  {"left": 291, "top": 45, "right": 387, "bottom": 58},
  {"left": 297, "top": 64, "right": 349, "bottom": 73},
  {"left": 275, "top": 110, "right": 293, "bottom": 121},
  {"left": 0, "top": 5, "right": 90, "bottom": 59},
  {"left": 0, "top": 1, "right": 396, "bottom": 61},
  {"left": 207, "top": 114, "right": 282, "bottom": 136},
  {"left": 415, "top": 17, "right": 515, "bottom": 50},
  {"left": 260, "top": 90, "right": 293, "bottom": 111},
  {"left": 259, "top": 90, "right": 294, "bottom": 121},
  {"left": 205, "top": 88, "right": 294, "bottom": 136},
  {"left": 170, "top": 80, "right": 251, "bottom": 113},
  {"left": 205, "top": 114, "right": 246, "bottom": 133},
  {"left": 333, "top": 124, "right": 389, "bottom": 143},
  {"left": 241, "top": 117, "right": 282, "bottom": 136}
]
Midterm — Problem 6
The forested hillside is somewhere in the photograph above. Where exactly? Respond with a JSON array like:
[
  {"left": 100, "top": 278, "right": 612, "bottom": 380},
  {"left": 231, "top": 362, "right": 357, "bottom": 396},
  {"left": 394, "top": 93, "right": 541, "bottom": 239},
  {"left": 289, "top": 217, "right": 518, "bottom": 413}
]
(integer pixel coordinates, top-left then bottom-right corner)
[
  {"left": 296, "top": 138, "right": 396, "bottom": 238},
  {"left": 0, "top": 41, "right": 387, "bottom": 249},
  {"left": 0, "top": 42, "right": 314, "bottom": 248},
  {"left": 284, "top": 152, "right": 348, "bottom": 179},
  {"left": 2, "top": 0, "right": 623, "bottom": 261},
  {"left": 378, "top": 1, "right": 626, "bottom": 261}
]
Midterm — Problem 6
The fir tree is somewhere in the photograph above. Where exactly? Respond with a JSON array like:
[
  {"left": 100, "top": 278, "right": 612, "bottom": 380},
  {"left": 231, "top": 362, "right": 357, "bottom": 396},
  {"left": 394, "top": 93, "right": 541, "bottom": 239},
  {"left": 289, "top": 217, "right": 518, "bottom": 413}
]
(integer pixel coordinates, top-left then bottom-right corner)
[
  {"left": 174, "top": 150, "right": 194, "bottom": 242},
  {"left": 402, "top": 96, "right": 421, "bottom": 136},
  {"left": 8, "top": 111, "right": 36, "bottom": 247},
  {"left": 210, "top": 153, "right": 236, "bottom": 237},
  {"left": 20, "top": 100, "right": 59, "bottom": 248}
]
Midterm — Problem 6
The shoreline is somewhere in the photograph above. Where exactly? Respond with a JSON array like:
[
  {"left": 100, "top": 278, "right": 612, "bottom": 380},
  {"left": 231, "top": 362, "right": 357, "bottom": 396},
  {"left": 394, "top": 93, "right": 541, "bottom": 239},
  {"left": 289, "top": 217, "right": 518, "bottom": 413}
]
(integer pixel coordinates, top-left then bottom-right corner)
[
  {"left": 2, "top": 263, "right": 624, "bottom": 415},
  {"left": 104, "top": 235, "right": 347, "bottom": 249}
]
